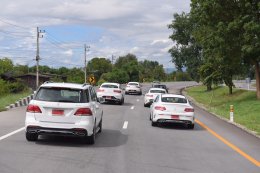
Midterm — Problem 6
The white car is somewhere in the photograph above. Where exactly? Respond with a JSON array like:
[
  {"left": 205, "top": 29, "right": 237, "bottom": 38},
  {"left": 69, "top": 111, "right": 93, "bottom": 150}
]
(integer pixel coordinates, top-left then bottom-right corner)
[
  {"left": 144, "top": 88, "right": 167, "bottom": 107},
  {"left": 125, "top": 82, "right": 142, "bottom": 95},
  {"left": 25, "top": 82, "right": 103, "bottom": 144},
  {"left": 150, "top": 94, "right": 195, "bottom": 129},
  {"left": 96, "top": 82, "right": 124, "bottom": 105}
]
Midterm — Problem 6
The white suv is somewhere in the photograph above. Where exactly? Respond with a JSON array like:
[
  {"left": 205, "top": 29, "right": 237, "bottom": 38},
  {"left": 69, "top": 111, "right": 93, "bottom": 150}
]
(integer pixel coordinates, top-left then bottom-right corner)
[
  {"left": 25, "top": 82, "right": 103, "bottom": 144},
  {"left": 125, "top": 82, "right": 142, "bottom": 95}
]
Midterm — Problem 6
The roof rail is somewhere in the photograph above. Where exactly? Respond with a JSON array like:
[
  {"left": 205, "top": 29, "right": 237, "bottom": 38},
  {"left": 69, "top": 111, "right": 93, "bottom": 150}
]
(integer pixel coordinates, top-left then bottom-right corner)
[
  {"left": 82, "top": 83, "right": 90, "bottom": 87},
  {"left": 43, "top": 81, "right": 54, "bottom": 84}
]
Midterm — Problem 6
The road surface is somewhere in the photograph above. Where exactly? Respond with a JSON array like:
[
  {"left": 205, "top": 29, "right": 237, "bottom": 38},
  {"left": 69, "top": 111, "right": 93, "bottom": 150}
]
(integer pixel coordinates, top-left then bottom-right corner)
[{"left": 0, "top": 82, "right": 259, "bottom": 173}]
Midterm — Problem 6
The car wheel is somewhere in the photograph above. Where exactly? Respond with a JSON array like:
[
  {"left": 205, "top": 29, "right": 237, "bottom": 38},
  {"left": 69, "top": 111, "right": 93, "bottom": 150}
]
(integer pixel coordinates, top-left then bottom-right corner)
[
  {"left": 98, "top": 118, "right": 102, "bottom": 133},
  {"left": 26, "top": 132, "right": 38, "bottom": 141},
  {"left": 120, "top": 98, "right": 124, "bottom": 105},
  {"left": 188, "top": 124, "right": 194, "bottom": 129},
  {"left": 125, "top": 92, "right": 128, "bottom": 95},
  {"left": 144, "top": 103, "right": 147, "bottom": 107},
  {"left": 139, "top": 92, "right": 142, "bottom": 95},
  {"left": 151, "top": 121, "right": 157, "bottom": 127},
  {"left": 86, "top": 123, "right": 96, "bottom": 145},
  {"left": 149, "top": 113, "right": 152, "bottom": 120}
]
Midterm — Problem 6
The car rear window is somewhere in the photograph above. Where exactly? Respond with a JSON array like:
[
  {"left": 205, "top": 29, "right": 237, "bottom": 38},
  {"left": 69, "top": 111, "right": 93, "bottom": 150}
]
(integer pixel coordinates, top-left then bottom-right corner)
[
  {"left": 161, "top": 97, "right": 187, "bottom": 103},
  {"left": 150, "top": 90, "right": 166, "bottom": 93},
  {"left": 35, "top": 87, "right": 84, "bottom": 103},
  {"left": 101, "top": 84, "right": 118, "bottom": 88},
  {"left": 128, "top": 83, "right": 138, "bottom": 86},
  {"left": 153, "top": 85, "right": 166, "bottom": 89}
]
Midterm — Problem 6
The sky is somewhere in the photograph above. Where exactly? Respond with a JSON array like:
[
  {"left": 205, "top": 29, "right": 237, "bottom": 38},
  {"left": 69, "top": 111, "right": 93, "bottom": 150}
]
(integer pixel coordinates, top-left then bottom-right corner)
[{"left": 0, "top": 0, "right": 191, "bottom": 69}]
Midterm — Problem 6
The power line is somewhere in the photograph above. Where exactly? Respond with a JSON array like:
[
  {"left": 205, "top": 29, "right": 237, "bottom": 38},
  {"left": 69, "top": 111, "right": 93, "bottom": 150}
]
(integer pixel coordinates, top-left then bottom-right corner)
[{"left": 0, "top": 17, "right": 31, "bottom": 30}]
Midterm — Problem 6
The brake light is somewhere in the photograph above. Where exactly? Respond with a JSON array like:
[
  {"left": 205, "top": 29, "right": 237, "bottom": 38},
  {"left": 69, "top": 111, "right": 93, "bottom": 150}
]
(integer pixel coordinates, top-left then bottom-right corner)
[
  {"left": 146, "top": 94, "right": 153, "bottom": 97},
  {"left": 184, "top": 108, "right": 194, "bottom": 112},
  {"left": 26, "top": 105, "right": 42, "bottom": 113},
  {"left": 155, "top": 106, "right": 166, "bottom": 111},
  {"left": 97, "top": 89, "right": 104, "bottom": 92},
  {"left": 74, "top": 108, "right": 92, "bottom": 116},
  {"left": 114, "top": 90, "right": 122, "bottom": 93}
]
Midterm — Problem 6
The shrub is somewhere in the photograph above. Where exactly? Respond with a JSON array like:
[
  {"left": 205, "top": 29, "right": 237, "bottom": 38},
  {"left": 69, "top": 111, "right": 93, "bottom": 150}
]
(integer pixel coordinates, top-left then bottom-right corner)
[{"left": 8, "top": 82, "right": 26, "bottom": 93}]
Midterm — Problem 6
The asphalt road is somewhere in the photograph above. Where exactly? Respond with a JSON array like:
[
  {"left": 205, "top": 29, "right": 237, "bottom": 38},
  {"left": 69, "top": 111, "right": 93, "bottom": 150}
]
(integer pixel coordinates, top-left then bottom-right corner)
[{"left": 0, "top": 82, "right": 259, "bottom": 173}]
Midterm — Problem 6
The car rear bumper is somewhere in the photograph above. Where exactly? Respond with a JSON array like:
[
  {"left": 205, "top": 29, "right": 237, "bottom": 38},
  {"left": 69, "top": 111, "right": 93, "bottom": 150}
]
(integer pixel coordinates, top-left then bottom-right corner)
[
  {"left": 26, "top": 126, "right": 88, "bottom": 137},
  {"left": 153, "top": 114, "right": 195, "bottom": 124}
]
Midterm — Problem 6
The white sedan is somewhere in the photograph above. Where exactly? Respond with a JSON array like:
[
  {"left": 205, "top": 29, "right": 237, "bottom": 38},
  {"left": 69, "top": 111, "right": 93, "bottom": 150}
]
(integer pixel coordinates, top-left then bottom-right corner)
[
  {"left": 125, "top": 82, "right": 142, "bottom": 95},
  {"left": 144, "top": 88, "right": 167, "bottom": 107},
  {"left": 96, "top": 82, "right": 124, "bottom": 105},
  {"left": 150, "top": 94, "right": 195, "bottom": 129}
]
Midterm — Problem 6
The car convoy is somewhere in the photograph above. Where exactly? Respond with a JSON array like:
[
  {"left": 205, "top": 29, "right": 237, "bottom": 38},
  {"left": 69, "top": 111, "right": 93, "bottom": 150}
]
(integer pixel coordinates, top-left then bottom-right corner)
[{"left": 25, "top": 81, "right": 195, "bottom": 144}]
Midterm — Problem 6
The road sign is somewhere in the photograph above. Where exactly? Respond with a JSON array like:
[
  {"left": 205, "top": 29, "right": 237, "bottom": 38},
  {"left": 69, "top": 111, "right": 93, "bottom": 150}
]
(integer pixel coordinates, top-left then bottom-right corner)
[{"left": 88, "top": 75, "right": 96, "bottom": 85}]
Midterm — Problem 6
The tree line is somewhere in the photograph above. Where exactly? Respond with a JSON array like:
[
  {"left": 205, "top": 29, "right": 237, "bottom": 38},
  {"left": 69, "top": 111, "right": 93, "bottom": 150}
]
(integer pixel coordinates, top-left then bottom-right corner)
[
  {"left": 0, "top": 53, "right": 181, "bottom": 94},
  {"left": 168, "top": 0, "right": 260, "bottom": 99}
]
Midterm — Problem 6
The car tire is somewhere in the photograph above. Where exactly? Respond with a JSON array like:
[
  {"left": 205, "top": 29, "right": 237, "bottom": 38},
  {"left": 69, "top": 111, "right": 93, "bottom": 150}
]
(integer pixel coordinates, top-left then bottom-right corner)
[
  {"left": 125, "top": 92, "right": 128, "bottom": 95},
  {"left": 98, "top": 118, "right": 102, "bottom": 133},
  {"left": 151, "top": 120, "right": 157, "bottom": 127},
  {"left": 119, "top": 98, "right": 124, "bottom": 105},
  {"left": 187, "top": 124, "right": 194, "bottom": 129},
  {"left": 139, "top": 92, "right": 142, "bottom": 95},
  {"left": 26, "top": 132, "right": 38, "bottom": 141},
  {"left": 86, "top": 123, "right": 96, "bottom": 145}
]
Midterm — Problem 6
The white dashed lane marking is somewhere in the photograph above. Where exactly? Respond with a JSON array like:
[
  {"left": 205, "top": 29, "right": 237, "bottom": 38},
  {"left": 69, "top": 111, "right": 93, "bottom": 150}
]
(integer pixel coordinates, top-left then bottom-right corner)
[
  {"left": 123, "top": 121, "right": 128, "bottom": 129},
  {"left": 137, "top": 99, "right": 140, "bottom": 102},
  {"left": 131, "top": 106, "right": 135, "bottom": 110},
  {"left": 0, "top": 127, "right": 25, "bottom": 141}
]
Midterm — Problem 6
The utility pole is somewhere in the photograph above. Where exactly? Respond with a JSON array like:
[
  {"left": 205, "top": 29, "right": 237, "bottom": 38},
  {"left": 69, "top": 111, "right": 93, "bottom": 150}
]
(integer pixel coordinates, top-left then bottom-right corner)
[
  {"left": 111, "top": 54, "right": 115, "bottom": 64},
  {"left": 36, "top": 27, "right": 44, "bottom": 89},
  {"left": 84, "top": 44, "right": 90, "bottom": 83}
]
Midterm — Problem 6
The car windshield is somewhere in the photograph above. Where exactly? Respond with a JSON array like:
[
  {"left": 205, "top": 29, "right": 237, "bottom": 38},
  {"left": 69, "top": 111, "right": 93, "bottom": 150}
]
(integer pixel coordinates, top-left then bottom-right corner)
[
  {"left": 150, "top": 90, "right": 166, "bottom": 93},
  {"left": 35, "top": 87, "right": 83, "bottom": 103},
  {"left": 161, "top": 97, "right": 187, "bottom": 103},
  {"left": 153, "top": 85, "right": 166, "bottom": 89},
  {"left": 128, "top": 83, "right": 138, "bottom": 86},
  {"left": 101, "top": 84, "right": 118, "bottom": 88}
]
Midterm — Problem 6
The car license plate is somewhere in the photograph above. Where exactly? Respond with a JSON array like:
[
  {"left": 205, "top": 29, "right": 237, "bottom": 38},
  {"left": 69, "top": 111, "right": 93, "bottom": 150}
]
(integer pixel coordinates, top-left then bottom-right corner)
[
  {"left": 106, "top": 96, "right": 112, "bottom": 99},
  {"left": 52, "top": 109, "right": 64, "bottom": 116},
  {"left": 171, "top": 115, "right": 179, "bottom": 119}
]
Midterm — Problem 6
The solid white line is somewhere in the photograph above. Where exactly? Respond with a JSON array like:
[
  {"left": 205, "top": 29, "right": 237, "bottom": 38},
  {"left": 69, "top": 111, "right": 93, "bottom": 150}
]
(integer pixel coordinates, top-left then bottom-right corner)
[
  {"left": 131, "top": 106, "right": 135, "bottom": 110},
  {"left": 0, "top": 127, "right": 25, "bottom": 141},
  {"left": 123, "top": 121, "right": 128, "bottom": 129}
]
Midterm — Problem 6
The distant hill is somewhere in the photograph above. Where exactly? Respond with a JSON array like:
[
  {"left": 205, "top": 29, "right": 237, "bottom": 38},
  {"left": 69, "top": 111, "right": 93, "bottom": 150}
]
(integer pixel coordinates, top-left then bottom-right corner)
[{"left": 164, "top": 68, "right": 175, "bottom": 74}]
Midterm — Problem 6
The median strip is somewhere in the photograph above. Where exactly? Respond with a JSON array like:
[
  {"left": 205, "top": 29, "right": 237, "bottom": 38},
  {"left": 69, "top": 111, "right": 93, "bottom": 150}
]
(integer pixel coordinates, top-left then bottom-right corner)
[
  {"left": 0, "top": 127, "right": 25, "bottom": 141},
  {"left": 196, "top": 119, "right": 260, "bottom": 167}
]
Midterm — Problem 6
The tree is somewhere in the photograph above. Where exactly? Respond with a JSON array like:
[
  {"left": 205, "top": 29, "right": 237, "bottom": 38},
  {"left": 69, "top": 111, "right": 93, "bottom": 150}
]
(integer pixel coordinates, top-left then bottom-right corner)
[
  {"left": 0, "top": 58, "right": 14, "bottom": 75},
  {"left": 87, "top": 57, "right": 112, "bottom": 81},
  {"left": 190, "top": 0, "right": 245, "bottom": 94},
  {"left": 114, "top": 54, "right": 140, "bottom": 81},
  {"left": 168, "top": 13, "right": 202, "bottom": 82}
]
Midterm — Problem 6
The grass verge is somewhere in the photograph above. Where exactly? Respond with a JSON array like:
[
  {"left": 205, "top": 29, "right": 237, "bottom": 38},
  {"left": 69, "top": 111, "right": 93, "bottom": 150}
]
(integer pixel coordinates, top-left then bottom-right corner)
[
  {"left": 186, "top": 85, "right": 260, "bottom": 135},
  {"left": 0, "top": 90, "right": 32, "bottom": 111}
]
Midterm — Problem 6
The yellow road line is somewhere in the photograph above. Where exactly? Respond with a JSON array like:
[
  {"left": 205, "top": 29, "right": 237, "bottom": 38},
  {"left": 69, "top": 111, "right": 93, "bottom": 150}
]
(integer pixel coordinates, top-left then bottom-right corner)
[{"left": 195, "top": 119, "right": 260, "bottom": 167}]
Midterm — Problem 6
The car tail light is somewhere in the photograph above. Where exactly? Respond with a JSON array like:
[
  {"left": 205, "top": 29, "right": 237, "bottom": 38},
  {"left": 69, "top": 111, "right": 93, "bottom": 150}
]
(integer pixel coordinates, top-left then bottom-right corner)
[
  {"left": 146, "top": 94, "right": 153, "bottom": 97},
  {"left": 184, "top": 108, "right": 194, "bottom": 112},
  {"left": 114, "top": 90, "right": 122, "bottom": 93},
  {"left": 74, "top": 108, "right": 92, "bottom": 116},
  {"left": 155, "top": 106, "right": 166, "bottom": 111},
  {"left": 26, "top": 105, "right": 42, "bottom": 113},
  {"left": 97, "top": 89, "right": 104, "bottom": 92}
]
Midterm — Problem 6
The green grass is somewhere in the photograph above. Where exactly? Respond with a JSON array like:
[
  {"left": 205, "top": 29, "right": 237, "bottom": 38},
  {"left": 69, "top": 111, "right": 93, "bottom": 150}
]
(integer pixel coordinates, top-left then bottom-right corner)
[
  {"left": 0, "top": 90, "right": 32, "bottom": 111},
  {"left": 186, "top": 86, "right": 260, "bottom": 135}
]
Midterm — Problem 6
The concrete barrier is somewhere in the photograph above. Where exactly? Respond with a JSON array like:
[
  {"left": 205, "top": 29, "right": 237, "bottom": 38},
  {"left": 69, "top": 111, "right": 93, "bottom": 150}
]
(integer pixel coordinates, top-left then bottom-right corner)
[{"left": 5, "top": 94, "right": 34, "bottom": 110}]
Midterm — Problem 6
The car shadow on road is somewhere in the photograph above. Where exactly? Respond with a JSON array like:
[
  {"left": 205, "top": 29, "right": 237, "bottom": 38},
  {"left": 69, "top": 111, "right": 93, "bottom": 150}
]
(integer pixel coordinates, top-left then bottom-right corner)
[
  {"left": 102, "top": 102, "right": 133, "bottom": 107},
  {"left": 34, "top": 129, "right": 128, "bottom": 148},
  {"left": 155, "top": 122, "right": 204, "bottom": 131}
]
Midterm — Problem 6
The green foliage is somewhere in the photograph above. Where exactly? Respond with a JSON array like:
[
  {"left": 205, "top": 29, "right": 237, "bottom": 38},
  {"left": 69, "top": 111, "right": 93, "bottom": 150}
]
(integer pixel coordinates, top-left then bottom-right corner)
[
  {"left": 175, "top": 72, "right": 192, "bottom": 81},
  {"left": 87, "top": 57, "right": 112, "bottom": 81},
  {"left": 168, "top": 13, "right": 202, "bottom": 82},
  {"left": 8, "top": 81, "right": 26, "bottom": 93},
  {"left": 186, "top": 86, "right": 260, "bottom": 135},
  {"left": 0, "top": 58, "right": 14, "bottom": 75},
  {"left": 100, "top": 69, "right": 129, "bottom": 84},
  {"left": 0, "top": 79, "right": 9, "bottom": 96}
]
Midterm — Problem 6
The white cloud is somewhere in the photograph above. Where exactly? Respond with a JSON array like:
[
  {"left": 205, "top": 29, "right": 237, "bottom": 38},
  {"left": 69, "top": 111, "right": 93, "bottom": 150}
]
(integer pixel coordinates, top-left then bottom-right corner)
[{"left": 0, "top": 0, "right": 191, "bottom": 68}]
